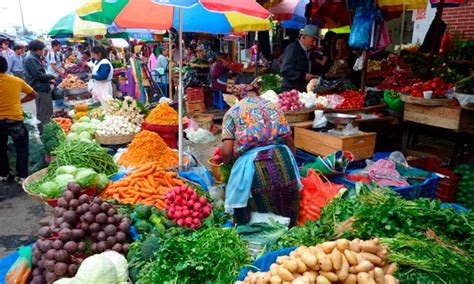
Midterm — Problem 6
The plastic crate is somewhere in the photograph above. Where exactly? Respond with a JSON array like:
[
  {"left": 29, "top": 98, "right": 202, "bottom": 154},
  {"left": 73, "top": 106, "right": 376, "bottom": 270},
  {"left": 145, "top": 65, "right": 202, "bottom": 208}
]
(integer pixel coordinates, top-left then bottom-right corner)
[
  {"left": 435, "top": 168, "right": 460, "bottom": 202},
  {"left": 440, "top": 203, "right": 469, "bottom": 213},
  {"left": 330, "top": 167, "right": 439, "bottom": 200}
]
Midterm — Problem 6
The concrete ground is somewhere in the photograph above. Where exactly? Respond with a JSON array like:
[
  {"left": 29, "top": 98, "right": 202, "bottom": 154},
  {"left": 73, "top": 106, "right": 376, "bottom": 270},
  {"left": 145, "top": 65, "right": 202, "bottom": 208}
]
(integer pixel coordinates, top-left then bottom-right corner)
[{"left": 0, "top": 99, "right": 221, "bottom": 258}]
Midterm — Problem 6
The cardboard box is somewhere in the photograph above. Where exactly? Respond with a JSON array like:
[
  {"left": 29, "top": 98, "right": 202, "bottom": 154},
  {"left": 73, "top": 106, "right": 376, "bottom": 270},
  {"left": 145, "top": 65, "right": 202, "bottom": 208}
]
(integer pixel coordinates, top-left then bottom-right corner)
[
  {"left": 294, "top": 127, "right": 376, "bottom": 160},
  {"left": 186, "top": 102, "right": 206, "bottom": 114}
]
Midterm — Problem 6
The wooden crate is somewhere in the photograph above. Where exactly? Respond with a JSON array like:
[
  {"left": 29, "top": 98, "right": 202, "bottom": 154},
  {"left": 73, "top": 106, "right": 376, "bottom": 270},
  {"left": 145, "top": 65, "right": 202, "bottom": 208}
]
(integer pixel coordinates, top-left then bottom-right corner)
[
  {"left": 294, "top": 127, "right": 377, "bottom": 160},
  {"left": 186, "top": 102, "right": 206, "bottom": 114},
  {"left": 403, "top": 103, "right": 474, "bottom": 133}
]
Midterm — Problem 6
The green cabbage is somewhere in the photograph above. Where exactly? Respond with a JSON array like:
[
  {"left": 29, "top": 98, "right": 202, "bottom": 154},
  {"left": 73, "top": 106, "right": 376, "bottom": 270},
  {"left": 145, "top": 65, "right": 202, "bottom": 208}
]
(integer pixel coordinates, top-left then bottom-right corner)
[
  {"left": 78, "top": 116, "right": 91, "bottom": 123},
  {"left": 54, "top": 174, "right": 75, "bottom": 191},
  {"left": 96, "top": 174, "right": 109, "bottom": 191},
  {"left": 55, "top": 165, "right": 77, "bottom": 176},
  {"left": 74, "top": 169, "right": 98, "bottom": 188},
  {"left": 74, "top": 254, "right": 118, "bottom": 284},
  {"left": 91, "top": 118, "right": 101, "bottom": 125},
  {"left": 79, "top": 131, "right": 92, "bottom": 140},
  {"left": 67, "top": 132, "right": 78, "bottom": 140},
  {"left": 84, "top": 122, "right": 98, "bottom": 135},
  {"left": 39, "top": 181, "right": 63, "bottom": 198}
]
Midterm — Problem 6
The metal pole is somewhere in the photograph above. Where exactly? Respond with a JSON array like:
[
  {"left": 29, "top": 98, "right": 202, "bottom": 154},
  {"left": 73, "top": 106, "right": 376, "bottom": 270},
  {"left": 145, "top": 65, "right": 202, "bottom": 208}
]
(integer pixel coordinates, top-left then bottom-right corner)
[
  {"left": 18, "top": 0, "right": 27, "bottom": 34},
  {"left": 168, "top": 32, "right": 173, "bottom": 98},
  {"left": 178, "top": 8, "right": 184, "bottom": 167},
  {"left": 399, "top": 4, "right": 406, "bottom": 48}
]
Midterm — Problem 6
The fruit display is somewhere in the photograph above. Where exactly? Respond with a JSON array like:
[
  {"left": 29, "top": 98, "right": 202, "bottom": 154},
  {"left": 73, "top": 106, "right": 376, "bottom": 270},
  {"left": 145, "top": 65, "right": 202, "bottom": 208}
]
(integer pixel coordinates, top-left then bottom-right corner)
[
  {"left": 402, "top": 77, "right": 453, "bottom": 98},
  {"left": 336, "top": 90, "right": 366, "bottom": 109},
  {"left": 454, "top": 164, "right": 474, "bottom": 209},
  {"left": 165, "top": 185, "right": 213, "bottom": 230},
  {"left": 378, "top": 70, "right": 420, "bottom": 91},
  {"left": 30, "top": 182, "right": 130, "bottom": 283},
  {"left": 368, "top": 60, "right": 382, "bottom": 73},
  {"left": 238, "top": 238, "right": 399, "bottom": 284},
  {"left": 279, "top": 90, "right": 304, "bottom": 112},
  {"left": 59, "top": 74, "right": 87, "bottom": 89}
]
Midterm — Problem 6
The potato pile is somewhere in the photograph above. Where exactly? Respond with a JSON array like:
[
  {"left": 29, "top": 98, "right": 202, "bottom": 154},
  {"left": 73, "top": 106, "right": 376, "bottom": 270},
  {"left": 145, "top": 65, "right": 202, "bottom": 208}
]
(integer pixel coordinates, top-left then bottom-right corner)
[
  {"left": 59, "top": 74, "right": 87, "bottom": 89},
  {"left": 237, "top": 239, "right": 399, "bottom": 284}
]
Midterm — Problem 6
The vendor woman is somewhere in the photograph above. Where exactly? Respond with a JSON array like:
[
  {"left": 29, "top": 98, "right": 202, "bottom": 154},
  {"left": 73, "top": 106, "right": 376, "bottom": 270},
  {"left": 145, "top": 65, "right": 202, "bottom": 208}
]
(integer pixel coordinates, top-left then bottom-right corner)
[
  {"left": 89, "top": 46, "right": 114, "bottom": 104},
  {"left": 221, "top": 75, "right": 302, "bottom": 226}
]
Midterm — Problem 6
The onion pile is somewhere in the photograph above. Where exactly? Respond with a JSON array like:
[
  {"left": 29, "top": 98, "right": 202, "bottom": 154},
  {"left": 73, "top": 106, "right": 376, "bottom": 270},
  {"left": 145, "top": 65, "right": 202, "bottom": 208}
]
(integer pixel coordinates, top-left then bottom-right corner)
[
  {"left": 165, "top": 185, "right": 213, "bottom": 230},
  {"left": 279, "top": 90, "right": 304, "bottom": 112},
  {"left": 31, "top": 182, "right": 131, "bottom": 284}
]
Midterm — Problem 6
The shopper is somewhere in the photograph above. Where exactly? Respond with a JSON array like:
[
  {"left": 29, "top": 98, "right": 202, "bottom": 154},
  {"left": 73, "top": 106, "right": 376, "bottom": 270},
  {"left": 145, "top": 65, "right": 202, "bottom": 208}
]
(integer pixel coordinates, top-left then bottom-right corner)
[
  {"left": 210, "top": 53, "right": 231, "bottom": 91},
  {"left": 221, "top": 75, "right": 301, "bottom": 226},
  {"left": 0, "top": 56, "right": 37, "bottom": 184},
  {"left": 24, "top": 40, "right": 56, "bottom": 133},
  {"left": 315, "top": 31, "right": 336, "bottom": 75},
  {"left": 89, "top": 46, "right": 114, "bottom": 104},
  {"left": 46, "top": 40, "right": 64, "bottom": 77},
  {"left": 280, "top": 25, "right": 319, "bottom": 92},
  {"left": 155, "top": 46, "right": 169, "bottom": 84},
  {"left": 1, "top": 39, "right": 14, "bottom": 67},
  {"left": 8, "top": 45, "right": 26, "bottom": 79}
]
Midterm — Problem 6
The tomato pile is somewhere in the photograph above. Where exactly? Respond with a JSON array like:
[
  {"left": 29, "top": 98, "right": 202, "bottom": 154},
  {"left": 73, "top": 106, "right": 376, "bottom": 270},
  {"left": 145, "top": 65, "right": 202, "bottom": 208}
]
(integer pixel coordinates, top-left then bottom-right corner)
[
  {"left": 165, "top": 185, "right": 213, "bottom": 230},
  {"left": 378, "top": 70, "right": 421, "bottom": 91},
  {"left": 336, "top": 90, "right": 366, "bottom": 109},
  {"left": 402, "top": 77, "right": 453, "bottom": 98}
]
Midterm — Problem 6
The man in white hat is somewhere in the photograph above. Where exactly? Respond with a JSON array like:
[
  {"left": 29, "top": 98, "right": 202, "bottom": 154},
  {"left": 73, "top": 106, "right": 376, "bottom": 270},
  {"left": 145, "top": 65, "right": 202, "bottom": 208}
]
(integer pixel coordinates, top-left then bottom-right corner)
[{"left": 280, "top": 25, "right": 319, "bottom": 92}]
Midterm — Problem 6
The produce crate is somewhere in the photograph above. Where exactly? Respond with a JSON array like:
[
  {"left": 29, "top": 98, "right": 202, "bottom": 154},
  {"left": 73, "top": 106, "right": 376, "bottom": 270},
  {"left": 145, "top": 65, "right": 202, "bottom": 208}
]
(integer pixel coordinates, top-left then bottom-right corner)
[
  {"left": 186, "top": 102, "right": 206, "bottom": 114},
  {"left": 185, "top": 87, "right": 205, "bottom": 103},
  {"left": 330, "top": 167, "right": 439, "bottom": 200},
  {"left": 294, "top": 127, "right": 376, "bottom": 161}
]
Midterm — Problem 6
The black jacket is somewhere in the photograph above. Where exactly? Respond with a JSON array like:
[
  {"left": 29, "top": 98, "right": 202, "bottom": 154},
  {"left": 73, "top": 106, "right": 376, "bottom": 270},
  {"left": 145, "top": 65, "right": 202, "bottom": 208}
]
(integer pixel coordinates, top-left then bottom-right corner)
[
  {"left": 24, "top": 52, "right": 55, "bottom": 92},
  {"left": 280, "top": 41, "right": 310, "bottom": 92}
]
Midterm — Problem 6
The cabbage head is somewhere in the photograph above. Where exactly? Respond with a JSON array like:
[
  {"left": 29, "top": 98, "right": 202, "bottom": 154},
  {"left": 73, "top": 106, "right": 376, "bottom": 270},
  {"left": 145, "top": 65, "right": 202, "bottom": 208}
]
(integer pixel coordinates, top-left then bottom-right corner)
[
  {"left": 101, "top": 251, "right": 128, "bottom": 283},
  {"left": 54, "top": 174, "right": 75, "bottom": 191},
  {"left": 96, "top": 173, "right": 109, "bottom": 191},
  {"left": 39, "top": 181, "right": 62, "bottom": 198},
  {"left": 74, "top": 169, "right": 98, "bottom": 188},
  {"left": 55, "top": 165, "right": 77, "bottom": 176},
  {"left": 78, "top": 131, "right": 92, "bottom": 140},
  {"left": 74, "top": 254, "right": 117, "bottom": 284}
]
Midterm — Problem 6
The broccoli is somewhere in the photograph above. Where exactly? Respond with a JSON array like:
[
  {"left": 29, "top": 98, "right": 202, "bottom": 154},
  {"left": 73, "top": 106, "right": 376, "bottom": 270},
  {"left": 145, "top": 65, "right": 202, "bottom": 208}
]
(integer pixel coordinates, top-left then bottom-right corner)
[{"left": 140, "top": 234, "right": 162, "bottom": 261}]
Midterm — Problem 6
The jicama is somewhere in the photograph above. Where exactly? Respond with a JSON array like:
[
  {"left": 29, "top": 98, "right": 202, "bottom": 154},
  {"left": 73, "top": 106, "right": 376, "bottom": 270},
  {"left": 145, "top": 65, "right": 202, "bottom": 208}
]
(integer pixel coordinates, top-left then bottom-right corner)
[{"left": 100, "top": 163, "right": 184, "bottom": 209}]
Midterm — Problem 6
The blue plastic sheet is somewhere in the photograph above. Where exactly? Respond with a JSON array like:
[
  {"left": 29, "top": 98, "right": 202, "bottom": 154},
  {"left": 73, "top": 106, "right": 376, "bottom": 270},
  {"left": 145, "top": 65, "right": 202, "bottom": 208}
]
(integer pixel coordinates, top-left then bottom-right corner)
[
  {"left": 237, "top": 247, "right": 296, "bottom": 281},
  {"left": 349, "top": 7, "right": 377, "bottom": 49}
]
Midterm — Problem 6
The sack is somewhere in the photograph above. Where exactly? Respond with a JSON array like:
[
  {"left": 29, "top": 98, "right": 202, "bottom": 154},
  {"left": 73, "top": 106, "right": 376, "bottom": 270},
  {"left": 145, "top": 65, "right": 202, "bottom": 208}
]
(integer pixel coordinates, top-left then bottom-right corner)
[
  {"left": 51, "top": 85, "right": 63, "bottom": 100},
  {"left": 298, "top": 169, "right": 345, "bottom": 225}
]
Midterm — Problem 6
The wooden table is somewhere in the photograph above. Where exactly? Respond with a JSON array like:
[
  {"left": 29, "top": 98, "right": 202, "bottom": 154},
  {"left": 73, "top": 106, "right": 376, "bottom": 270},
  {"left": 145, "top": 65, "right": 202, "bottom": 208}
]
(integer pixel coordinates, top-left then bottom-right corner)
[{"left": 403, "top": 103, "right": 474, "bottom": 166}]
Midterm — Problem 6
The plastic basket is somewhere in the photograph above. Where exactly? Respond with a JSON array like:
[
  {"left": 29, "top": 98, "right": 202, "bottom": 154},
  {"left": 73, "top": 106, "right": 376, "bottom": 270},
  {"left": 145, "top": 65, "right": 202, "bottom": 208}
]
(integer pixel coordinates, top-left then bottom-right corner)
[
  {"left": 185, "top": 87, "right": 205, "bottom": 103},
  {"left": 330, "top": 166, "right": 439, "bottom": 200},
  {"left": 435, "top": 168, "right": 460, "bottom": 202}
]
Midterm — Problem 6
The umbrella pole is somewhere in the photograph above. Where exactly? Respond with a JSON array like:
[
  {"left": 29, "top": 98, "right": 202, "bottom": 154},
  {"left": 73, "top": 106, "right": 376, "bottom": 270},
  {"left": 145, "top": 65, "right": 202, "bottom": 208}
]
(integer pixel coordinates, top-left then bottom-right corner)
[
  {"left": 178, "top": 8, "right": 184, "bottom": 167},
  {"left": 169, "top": 33, "right": 173, "bottom": 99}
]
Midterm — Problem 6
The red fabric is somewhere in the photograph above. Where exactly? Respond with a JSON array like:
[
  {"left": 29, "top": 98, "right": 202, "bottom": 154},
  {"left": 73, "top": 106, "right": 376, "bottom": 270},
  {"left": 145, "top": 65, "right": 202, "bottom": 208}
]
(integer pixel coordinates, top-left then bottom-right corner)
[{"left": 201, "top": 0, "right": 271, "bottom": 19}]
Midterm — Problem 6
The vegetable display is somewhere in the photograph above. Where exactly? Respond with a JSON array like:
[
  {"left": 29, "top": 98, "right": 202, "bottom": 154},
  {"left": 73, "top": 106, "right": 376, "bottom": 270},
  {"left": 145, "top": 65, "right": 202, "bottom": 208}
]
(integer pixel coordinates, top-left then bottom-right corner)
[
  {"left": 134, "top": 227, "right": 250, "bottom": 284},
  {"left": 59, "top": 74, "right": 87, "bottom": 89},
  {"left": 30, "top": 183, "right": 131, "bottom": 284},
  {"left": 401, "top": 77, "right": 453, "bottom": 98},
  {"left": 279, "top": 90, "right": 304, "bottom": 112},
  {"left": 454, "top": 164, "right": 474, "bottom": 209},
  {"left": 100, "top": 163, "right": 184, "bottom": 209},
  {"left": 104, "top": 97, "right": 144, "bottom": 128},
  {"left": 336, "top": 90, "right": 366, "bottom": 109},
  {"left": 117, "top": 130, "right": 178, "bottom": 169},
  {"left": 66, "top": 116, "right": 99, "bottom": 143},
  {"left": 53, "top": 118, "right": 72, "bottom": 135},
  {"left": 144, "top": 103, "right": 178, "bottom": 125},
  {"left": 41, "top": 121, "right": 66, "bottom": 155},
  {"left": 96, "top": 115, "right": 141, "bottom": 137},
  {"left": 165, "top": 185, "right": 213, "bottom": 230},
  {"left": 239, "top": 238, "right": 399, "bottom": 284}
]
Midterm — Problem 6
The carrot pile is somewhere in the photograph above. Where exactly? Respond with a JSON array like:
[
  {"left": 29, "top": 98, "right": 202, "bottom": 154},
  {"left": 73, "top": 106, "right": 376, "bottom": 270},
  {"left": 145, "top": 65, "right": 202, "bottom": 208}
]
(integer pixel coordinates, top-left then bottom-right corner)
[
  {"left": 53, "top": 117, "right": 72, "bottom": 134},
  {"left": 117, "top": 130, "right": 179, "bottom": 169},
  {"left": 100, "top": 162, "right": 184, "bottom": 209},
  {"left": 145, "top": 103, "right": 179, "bottom": 125}
]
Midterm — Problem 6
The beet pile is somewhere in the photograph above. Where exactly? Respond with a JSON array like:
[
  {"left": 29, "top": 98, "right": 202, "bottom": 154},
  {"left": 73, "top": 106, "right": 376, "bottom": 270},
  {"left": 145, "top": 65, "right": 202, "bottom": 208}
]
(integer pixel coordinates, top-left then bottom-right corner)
[{"left": 31, "top": 182, "right": 131, "bottom": 284}]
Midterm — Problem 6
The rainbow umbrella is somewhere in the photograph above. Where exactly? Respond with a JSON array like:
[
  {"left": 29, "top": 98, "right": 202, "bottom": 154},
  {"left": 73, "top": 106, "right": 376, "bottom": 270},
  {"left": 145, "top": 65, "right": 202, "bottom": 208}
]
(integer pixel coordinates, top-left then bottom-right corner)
[
  {"left": 49, "top": 12, "right": 107, "bottom": 38},
  {"left": 269, "top": 0, "right": 309, "bottom": 29},
  {"left": 76, "top": 0, "right": 271, "bottom": 34}
]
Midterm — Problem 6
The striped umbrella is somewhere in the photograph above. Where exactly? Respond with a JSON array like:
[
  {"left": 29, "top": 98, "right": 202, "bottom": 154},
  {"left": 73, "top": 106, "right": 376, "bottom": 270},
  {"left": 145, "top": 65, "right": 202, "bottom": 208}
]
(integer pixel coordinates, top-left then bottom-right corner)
[
  {"left": 269, "top": 0, "right": 309, "bottom": 29},
  {"left": 77, "top": 0, "right": 272, "bottom": 34},
  {"left": 49, "top": 13, "right": 107, "bottom": 38}
]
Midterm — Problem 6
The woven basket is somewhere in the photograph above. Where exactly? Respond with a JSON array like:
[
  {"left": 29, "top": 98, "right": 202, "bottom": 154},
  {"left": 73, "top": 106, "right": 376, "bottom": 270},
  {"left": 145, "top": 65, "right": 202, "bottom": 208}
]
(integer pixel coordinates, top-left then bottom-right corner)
[
  {"left": 208, "top": 158, "right": 223, "bottom": 184},
  {"left": 95, "top": 133, "right": 135, "bottom": 145},
  {"left": 284, "top": 107, "right": 317, "bottom": 123},
  {"left": 22, "top": 168, "right": 48, "bottom": 201}
]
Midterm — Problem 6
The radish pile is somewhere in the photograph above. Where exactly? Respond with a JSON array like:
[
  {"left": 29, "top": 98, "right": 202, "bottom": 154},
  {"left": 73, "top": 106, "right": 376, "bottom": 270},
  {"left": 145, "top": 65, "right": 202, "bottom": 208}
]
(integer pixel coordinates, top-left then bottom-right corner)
[
  {"left": 279, "top": 90, "right": 304, "bottom": 112},
  {"left": 31, "top": 182, "right": 131, "bottom": 284},
  {"left": 165, "top": 185, "right": 213, "bottom": 230},
  {"left": 212, "top": 148, "right": 223, "bottom": 164}
]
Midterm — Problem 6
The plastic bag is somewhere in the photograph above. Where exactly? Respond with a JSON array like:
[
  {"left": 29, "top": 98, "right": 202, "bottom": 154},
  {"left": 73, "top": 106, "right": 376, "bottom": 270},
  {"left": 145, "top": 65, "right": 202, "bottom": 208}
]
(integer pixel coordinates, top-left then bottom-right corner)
[
  {"left": 5, "top": 246, "right": 32, "bottom": 284},
  {"left": 312, "top": 110, "right": 327, "bottom": 129},
  {"left": 298, "top": 169, "right": 345, "bottom": 225},
  {"left": 383, "top": 90, "right": 404, "bottom": 112},
  {"left": 349, "top": 7, "right": 377, "bottom": 49},
  {"left": 184, "top": 128, "right": 215, "bottom": 144},
  {"left": 377, "top": 22, "right": 391, "bottom": 49}
]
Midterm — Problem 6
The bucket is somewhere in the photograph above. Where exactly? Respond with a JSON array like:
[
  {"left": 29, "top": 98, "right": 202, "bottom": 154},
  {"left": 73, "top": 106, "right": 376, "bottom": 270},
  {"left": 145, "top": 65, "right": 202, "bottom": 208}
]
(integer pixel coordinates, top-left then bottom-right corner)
[
  {"left": 207, "top": 158, "right": 223, "bottom": 183},
  {"left": 142, "top": 122, "right": 178, "bottom": 149}
]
